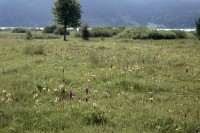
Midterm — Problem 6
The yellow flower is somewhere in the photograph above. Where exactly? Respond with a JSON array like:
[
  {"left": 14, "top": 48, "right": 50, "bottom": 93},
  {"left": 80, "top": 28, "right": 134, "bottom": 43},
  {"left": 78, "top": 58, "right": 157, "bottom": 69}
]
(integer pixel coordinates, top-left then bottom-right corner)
[
  {"left": 93, "top": 103, "right": 97, "bottom": 108},
  {"left": 6, "top": 93, "right": 11, "bottom": 97}
]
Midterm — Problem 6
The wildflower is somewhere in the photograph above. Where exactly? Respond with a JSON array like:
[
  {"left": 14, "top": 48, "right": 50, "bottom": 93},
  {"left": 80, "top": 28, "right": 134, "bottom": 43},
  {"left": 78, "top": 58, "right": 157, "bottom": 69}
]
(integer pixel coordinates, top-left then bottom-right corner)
[
  {"left": 6, "top": 93, "right": 11, "bottom": 97},
  {"left": 54, "top": 97, "right": 59, "bottom": 103},
  {"left": 6, "top": 98, "right": 13, "bottom": 103},
  {"left": 93, "top": 102, "right": 97, "bottom": 108},
  {"left": 69, "top": 90, "right": 73, "bottom": 100},
  {"left": 149, "top": 97, "right": 153, "bottom": 101},
  {"left": 1, "top": 98, "right": 5, "bottom": 102},
  {"left": 59, "top": 84, "right": 64, "bottom": 89},
  {"left": 34, "top": 93, "right": 38, "bottom": 98},
  {"left": 85, "top": 88, "right": 89, "bottom": 95},
  {"left": 2, "top": 90, "right": 6, "bottom": 93},
  {"left": 92, "top": 75, "right": 96, "bottom": 79}
]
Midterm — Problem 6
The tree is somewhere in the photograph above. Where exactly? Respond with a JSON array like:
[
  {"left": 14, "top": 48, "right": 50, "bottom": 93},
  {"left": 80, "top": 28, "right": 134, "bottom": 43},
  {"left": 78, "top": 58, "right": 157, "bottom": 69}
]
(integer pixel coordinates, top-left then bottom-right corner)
[
  {"left": 81, "top": 24, "right": 90, "bottom": 40},
  {"left": 52, "top": 0, "right": 81, "bottom": 41},
  {"left": 196, "top": 18, "right": 200, "bottom": 39}
]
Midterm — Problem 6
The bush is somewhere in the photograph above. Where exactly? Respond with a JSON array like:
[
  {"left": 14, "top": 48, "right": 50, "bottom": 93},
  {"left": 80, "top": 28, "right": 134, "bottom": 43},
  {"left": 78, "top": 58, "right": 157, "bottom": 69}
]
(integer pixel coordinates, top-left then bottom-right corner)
[
  {"left": 25, "top": 31, "right": 33, "bottom": 40},
  {"left": 81, "top": 24, "right": 90, "bottom": 40},
  {"left": 90, "top": 27, "right": 114, "bottom": 37},
  {"left": 118, "top": 26, "right": 150, "bottom": 39},
  {"left": 43, "top": 25, "right": 57, "bottom": 33},
  {"left": 118, "top": 26, "right": 179, "bottom": 40},
  {"left": 151, "top": 30, "right": 177, "bottom": 39},
  {"left": 172, "top": 30, "right": 187, "bottom": 39},
  {"left": 196, "top": 18, "right": 200, "bottom": 39},
  {"left": 54, "top": 26, "right": 70, "bottom": 35},
  {"left": 12, "top": 28, "right": 27, "bottom": 33},
  {"left": 114, "top": 25, "right": 126, "bottom": 35}
]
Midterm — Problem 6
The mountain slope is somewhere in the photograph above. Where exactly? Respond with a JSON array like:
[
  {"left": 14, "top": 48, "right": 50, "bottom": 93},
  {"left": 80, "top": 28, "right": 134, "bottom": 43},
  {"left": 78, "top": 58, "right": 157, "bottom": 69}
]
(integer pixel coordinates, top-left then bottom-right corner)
[{"left": 0, "top": 0, "right": 199, "bottom": 28}]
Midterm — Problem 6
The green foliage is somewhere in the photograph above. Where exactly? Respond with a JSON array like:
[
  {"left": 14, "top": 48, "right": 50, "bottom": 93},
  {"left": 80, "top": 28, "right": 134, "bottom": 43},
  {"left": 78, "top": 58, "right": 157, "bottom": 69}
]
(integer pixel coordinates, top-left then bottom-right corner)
[
  {"left": 12, "top": 28, "right": 27, "bottom": 33},
  {"left": 25, "top": 31, "right": 33, "bottom": 40},
  {"left": 173, "top": 30, "right": 187, "bottom": 39},
  {"left": 89, "top": 27, "right": 114, "bottom": 37},
  {"left": 43, "top": 25, "right": 57, "bottom": 33},
  {"left": 83, "top": 109, "right": 108, "bottom": 125},
  {"left": 152, "top": 30, "right": 177, "bottom": 39},
  {"left": 52, "top": 0, "right": 82, "bottom": 40},
  {"left": 118, "top": 26, "right": 187, "bottom": 40},
  {"left": 114, "top": 25, "right": 126, "bottom": 35},
  {"left": 54, "top": 26, "right": 70, "bottom": 35},
  {"left": 196, "top": 18, "right": 200, "bottom": 39},
  {"left": 81, "top": 24, "right": 90, "bottom": 40}
]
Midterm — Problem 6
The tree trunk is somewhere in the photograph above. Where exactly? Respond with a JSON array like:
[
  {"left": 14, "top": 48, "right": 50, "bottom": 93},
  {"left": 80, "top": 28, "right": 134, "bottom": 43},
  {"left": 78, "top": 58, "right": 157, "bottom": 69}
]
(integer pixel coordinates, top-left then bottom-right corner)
[{"left": 64, "top": 20, "right": 67, "bottom": 41}]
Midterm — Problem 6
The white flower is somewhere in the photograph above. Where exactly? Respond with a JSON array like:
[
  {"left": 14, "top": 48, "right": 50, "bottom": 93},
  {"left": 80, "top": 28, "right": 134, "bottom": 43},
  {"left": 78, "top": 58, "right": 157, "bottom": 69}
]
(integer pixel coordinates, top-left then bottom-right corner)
[{"left": 59, "top": 84, "right": 64, "bottom": 89}]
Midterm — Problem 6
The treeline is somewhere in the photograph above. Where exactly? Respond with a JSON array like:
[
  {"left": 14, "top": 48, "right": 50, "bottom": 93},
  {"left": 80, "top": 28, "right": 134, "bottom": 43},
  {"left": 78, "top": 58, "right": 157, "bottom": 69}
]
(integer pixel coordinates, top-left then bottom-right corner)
[
  {"left": 1, "top": 25, "right": 198, "bottom": 40},
  {"left": 74, "top": 26, "right": 189, "bottom": 40}
]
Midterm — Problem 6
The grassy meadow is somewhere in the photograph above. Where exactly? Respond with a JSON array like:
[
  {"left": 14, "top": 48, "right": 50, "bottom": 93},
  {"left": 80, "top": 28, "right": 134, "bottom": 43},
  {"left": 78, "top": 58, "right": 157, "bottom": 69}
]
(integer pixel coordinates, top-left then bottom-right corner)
[{"left": 0, "top": 30, "right": 200, "bottom": 132}]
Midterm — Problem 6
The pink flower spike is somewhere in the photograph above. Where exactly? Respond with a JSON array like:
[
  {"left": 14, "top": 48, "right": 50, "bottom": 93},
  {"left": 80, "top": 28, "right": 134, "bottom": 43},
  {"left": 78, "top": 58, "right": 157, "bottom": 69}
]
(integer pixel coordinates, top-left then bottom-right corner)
[
  {"left": 86, "top": 88, "right": 89, "bottom": 95},
  {"left": 69, "top": 90, "right": 73, "bottom": 100}
]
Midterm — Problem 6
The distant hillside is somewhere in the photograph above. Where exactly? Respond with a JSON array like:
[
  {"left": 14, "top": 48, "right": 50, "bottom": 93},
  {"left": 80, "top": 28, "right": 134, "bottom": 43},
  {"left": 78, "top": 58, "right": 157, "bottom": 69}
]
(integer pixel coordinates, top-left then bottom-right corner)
[{"left": 0, "top": 0, "right": 199, "bottom": 28}]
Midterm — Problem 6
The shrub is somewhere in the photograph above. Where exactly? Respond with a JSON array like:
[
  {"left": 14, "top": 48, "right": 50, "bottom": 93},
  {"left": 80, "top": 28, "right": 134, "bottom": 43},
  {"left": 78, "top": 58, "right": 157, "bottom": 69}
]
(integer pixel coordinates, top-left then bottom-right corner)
[
  {"left": 54, "top": 26, "right": 70, "bottom": 35},
  {"left": 43, "top": 25, "right": 57, "bottom": 33},
  {"left": 152, "top": 30, "right": 177, "bottom": 39},
  {"left": 118, "top": 26, "right": 178, "bottom": 40},
  {"left": 25, "top": 31, "right": 33, "bottom": 40},
  {"left": 90, "top": 27, "right": 114, "bottom": 37},
  {"left": 81, "top": 24, "right": 90, "bottom": 40},
  {"left": 114, "top": 25, "right": 126, "bottom": 35},
  {"left": 172, "top": 30, "right": 187, "bottom": 39},
  {"left": 12, "top": 28, "right": 27, "bottom": 33},
  {"left": 196, "top": 18, "right": 200, "bottom": 39},
  {"left": 118, "top": 26, "right": 150, "bottom": 39}
]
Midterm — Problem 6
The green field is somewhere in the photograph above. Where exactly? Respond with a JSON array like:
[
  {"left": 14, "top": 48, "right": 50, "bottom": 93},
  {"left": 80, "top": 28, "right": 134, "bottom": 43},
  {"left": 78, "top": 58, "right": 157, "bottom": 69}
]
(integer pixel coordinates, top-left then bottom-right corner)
[{"left": 0, "top": 31, "right": 200, "bottom": 132}]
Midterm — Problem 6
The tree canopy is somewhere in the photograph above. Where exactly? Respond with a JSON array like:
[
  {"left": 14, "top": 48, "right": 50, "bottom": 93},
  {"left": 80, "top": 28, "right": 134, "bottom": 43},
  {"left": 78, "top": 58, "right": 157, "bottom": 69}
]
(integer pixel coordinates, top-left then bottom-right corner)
[
  {"left": 52, "top": 0, "right": 81, "bottom": 40},
  {"left": 196, "top": 18, "right": 200, "bottom": 39}
]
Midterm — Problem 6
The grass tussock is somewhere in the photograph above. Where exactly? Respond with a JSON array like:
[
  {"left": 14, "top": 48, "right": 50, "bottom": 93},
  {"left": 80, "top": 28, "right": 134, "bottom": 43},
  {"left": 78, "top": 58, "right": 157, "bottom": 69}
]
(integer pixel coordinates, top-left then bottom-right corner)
[{"left": 23, "top": 45, "right": 45, "bottom": 55}]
